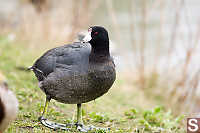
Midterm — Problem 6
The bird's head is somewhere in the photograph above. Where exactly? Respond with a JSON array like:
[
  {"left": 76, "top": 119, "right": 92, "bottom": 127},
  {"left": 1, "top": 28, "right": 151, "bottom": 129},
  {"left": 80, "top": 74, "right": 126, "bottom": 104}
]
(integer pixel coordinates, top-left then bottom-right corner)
[{"left": 83, "top": 26, "right": 109, "bottom": 46}]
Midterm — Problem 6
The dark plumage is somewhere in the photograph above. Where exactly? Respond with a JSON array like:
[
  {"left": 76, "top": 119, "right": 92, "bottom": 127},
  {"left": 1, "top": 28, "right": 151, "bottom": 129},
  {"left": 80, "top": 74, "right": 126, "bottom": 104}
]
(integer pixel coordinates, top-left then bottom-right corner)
[
  {"left": 30, "top": 26, "right": 116, "bottom": 131},
  {"left": 32, "top": 28, "right": 115, "bottom": 103}
]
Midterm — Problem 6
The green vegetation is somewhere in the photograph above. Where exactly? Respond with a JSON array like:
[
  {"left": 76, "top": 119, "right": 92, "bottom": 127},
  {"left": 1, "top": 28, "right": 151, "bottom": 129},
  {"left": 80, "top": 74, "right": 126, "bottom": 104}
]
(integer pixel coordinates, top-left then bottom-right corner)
[{"left": 0, "top": 36, "right": 185, "bottom": 133}]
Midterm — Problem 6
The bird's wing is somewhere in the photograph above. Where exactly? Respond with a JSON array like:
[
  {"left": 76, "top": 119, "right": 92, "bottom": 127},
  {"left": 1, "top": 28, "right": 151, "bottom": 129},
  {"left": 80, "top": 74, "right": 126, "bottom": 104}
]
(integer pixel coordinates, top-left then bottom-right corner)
[{"left": 32, "top": 43, "right": 90, "bottom": 81}]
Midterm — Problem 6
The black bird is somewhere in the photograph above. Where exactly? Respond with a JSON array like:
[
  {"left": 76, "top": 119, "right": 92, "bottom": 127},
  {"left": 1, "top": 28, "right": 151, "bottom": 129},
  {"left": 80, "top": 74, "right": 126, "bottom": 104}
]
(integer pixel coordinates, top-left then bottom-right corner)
[{"left": 30, "top": 26, "right": 116, "bottom": 132}]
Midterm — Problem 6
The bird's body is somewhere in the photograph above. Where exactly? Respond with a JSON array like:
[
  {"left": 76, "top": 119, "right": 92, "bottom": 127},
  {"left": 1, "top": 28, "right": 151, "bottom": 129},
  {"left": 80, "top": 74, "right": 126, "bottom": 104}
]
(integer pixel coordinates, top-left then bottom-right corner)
[
  {"left": 30, "top": 26, "right": 116, "bottom": 132},
  {"left": 32, "top": 42, "right": 115, "bottom": 104}
]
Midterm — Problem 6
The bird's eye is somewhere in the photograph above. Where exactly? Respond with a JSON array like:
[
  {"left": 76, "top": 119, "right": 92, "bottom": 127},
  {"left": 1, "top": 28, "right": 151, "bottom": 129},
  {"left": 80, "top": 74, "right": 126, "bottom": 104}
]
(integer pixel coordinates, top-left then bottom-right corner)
[{"left": 94, "top": 32, "right": 98, "bottom": 35}]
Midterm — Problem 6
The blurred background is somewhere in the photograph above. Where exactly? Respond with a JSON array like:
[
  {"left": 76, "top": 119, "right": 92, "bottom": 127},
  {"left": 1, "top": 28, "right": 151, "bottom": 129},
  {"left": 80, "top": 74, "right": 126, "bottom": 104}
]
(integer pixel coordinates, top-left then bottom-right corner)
[{"left": 0, "top": 0, "right": 200, "bottom": 132}]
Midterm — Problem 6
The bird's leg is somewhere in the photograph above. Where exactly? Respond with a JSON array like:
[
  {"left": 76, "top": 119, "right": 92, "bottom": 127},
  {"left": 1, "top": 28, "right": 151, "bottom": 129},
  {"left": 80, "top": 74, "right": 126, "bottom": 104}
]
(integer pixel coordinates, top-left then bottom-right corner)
[
  {"left": 38, "top": 96, "right": 72, "bottom": 130},
  {"left": 77, "top": 103, "right": 83, "bottom": 124},
  {"left": 42, "top": 96, "right": 49, "bottom": 116},
  {"left": 38, "top": 96, "right": 50, "bottom": 121},
  {"left": 75, "top": 104, "right": 111, "bottom": 132},
  {"left": 76, "top": 103, "right": 90, "bottom": 132}
]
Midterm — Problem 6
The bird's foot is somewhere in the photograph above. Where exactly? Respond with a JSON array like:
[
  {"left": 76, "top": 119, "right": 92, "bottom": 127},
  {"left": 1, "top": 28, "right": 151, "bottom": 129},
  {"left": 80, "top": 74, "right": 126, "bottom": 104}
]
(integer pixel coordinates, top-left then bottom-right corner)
[
  {"left": 38, "top": 117, "right": 110, "bottom": 132},
  {"left": 75, "top": 123, "right": 110, "bottom": 132},
  {"left": 38, "top": 116, "right": 73, "bottom": 130}
]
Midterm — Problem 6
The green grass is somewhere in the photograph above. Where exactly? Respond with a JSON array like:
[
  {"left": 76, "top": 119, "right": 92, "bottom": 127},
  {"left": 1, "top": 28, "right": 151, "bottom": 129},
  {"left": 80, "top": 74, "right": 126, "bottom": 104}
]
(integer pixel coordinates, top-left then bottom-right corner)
[{"left": 0, "top": 36, "right": 186, "bottom": 133}]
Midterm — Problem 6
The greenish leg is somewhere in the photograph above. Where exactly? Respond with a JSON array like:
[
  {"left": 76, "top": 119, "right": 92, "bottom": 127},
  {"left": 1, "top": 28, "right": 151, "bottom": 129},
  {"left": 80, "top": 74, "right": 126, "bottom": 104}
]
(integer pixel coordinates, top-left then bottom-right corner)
[
  {"left": 38, "top": 97, "right": 71, "bottom": 130},
  {"left": 38, "top": 97, "right": 50, "bottom": 121},
  {"left": 76, "top": 104, "right": 110, "bottom": 132},
  {"left": 42, "top": 97, "right": 49, "bottom": 117},
  {"left": 76, "top": 103, "right": 90, "bottom": 132},
  {"left": 77, "top": 104, "right": 83, "bottom": 124}
]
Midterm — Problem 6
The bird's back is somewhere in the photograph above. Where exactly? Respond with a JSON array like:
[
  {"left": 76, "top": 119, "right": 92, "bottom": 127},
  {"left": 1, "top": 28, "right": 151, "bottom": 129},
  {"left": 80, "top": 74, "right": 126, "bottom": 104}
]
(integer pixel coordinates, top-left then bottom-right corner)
[{"left": 32, "top": 42, "right": 91, "bottom": 81}]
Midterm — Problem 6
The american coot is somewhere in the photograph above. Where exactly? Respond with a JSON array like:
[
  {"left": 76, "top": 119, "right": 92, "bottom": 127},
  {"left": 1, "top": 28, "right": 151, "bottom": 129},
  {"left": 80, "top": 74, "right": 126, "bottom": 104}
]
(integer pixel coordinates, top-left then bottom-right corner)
[
  {"left": 30, "top": 26, "right": 116, "bottom": 132},
  {"left": 0, "top": 75, "right": 18, "bottom": 132}
]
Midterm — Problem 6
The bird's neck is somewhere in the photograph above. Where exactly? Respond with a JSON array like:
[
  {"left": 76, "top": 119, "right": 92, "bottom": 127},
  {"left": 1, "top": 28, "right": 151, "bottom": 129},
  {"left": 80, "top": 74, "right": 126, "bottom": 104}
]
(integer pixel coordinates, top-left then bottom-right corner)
[{"left": 89, "top": 41, "right": 110, "bottom": 62}]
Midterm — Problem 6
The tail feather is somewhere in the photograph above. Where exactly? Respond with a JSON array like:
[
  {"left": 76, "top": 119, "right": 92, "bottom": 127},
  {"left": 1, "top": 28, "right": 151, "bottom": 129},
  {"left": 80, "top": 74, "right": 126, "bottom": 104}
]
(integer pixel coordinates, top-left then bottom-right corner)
[{"left": 27, "top": 66, "right": 34, "bottom": 71}]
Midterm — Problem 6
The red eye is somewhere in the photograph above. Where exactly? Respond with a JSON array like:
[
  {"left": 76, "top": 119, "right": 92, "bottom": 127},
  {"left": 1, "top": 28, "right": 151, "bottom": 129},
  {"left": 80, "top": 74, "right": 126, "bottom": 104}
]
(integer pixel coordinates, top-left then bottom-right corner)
[{"left": 94, "top": 32, "right": 98, "bottom": 35}]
